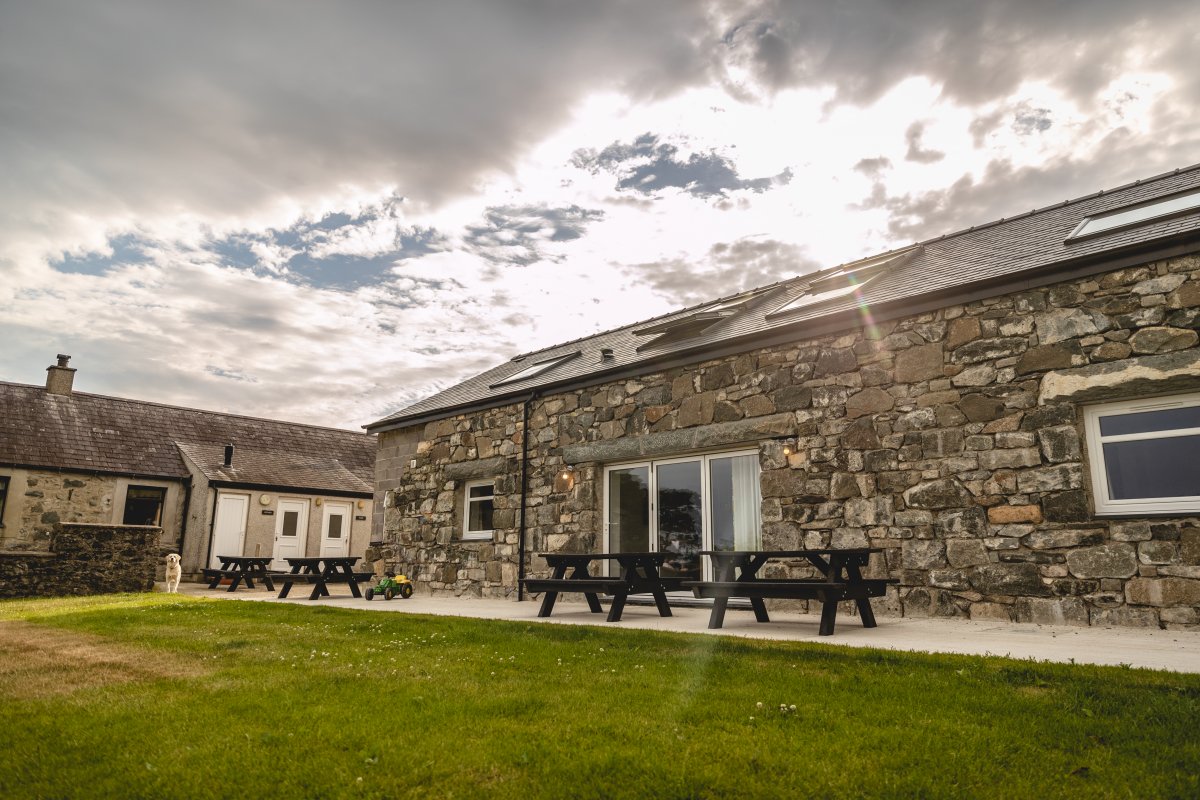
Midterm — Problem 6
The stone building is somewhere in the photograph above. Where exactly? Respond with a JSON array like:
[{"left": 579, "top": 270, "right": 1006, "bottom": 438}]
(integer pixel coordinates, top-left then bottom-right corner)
[
  {"left": 365, "top": 166, "right": 1200, "bottom": 629},
  {"left": 1, "top": 357, "right": 376, "bottom": 578}
]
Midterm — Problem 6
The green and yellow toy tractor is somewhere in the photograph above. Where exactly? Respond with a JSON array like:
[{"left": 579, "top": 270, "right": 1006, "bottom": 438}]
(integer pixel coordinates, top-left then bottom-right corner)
[{"left": 366, "top": 571, "right": 414, "bottom": 601}]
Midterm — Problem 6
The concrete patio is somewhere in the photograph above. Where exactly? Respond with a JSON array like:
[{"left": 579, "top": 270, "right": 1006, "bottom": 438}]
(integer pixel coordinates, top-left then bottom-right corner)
[{"left": 178, "top": 582, "right": 1200, "bottom": 673}]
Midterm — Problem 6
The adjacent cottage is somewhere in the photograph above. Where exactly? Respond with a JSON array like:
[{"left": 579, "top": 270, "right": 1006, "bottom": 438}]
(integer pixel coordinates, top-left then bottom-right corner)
[
  {"left": 366, "top": 165, "right": 1200, "bottom": 629},
  {"left": 0, "top": 357, "right": 376, "bottom": 580}
]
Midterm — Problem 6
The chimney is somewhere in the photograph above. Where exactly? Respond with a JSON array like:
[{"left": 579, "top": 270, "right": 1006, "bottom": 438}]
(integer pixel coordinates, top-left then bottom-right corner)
[
  {"left": 45, "top": 354, "right": 76, "bottom": 396},
  {"left": 223, "top": 443, "right": 235, "bottom": 467}
]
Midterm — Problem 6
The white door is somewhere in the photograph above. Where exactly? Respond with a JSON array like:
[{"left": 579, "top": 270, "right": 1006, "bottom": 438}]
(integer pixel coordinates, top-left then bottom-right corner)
[
  {"left": 272, "top": 499, "right": 309, "bottom": 569},
  {"left": 210, "top": 493, "right": 249, "bottom": 569},
  {"left": 319, "top": 501, "right": 352, "bottom": 558}
]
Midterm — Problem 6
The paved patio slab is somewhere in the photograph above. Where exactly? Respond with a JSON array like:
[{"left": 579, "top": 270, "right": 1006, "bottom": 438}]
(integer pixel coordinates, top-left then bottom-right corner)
[{"left": 177, "top": 583, "right": 1200, "bottom": 673}]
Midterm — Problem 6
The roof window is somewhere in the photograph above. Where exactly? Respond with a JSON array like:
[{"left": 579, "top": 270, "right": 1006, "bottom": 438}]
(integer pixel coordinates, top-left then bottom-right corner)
[
  {"left": 1067, "top": 188, "right": 1200, "bottom": 242},
  {"left": 632, "top": 287, "right": 777, "bottom": 351},
  {"left": 767, "top": 245, "right": 919, "bottom": 319},
  {"left": 490, "top": 351, "right": 580, "bottom": 388}
]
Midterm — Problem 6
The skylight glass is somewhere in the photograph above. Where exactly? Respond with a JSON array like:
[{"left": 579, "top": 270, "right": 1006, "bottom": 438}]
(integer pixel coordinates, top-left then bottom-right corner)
[
  {"left": 1068, "top": 188, "right": 1200, "bottom": 241},
  {"left": 767, "top": 281, "right": 867, "bottom": 317},
  {"left": 490, "top": 352, "right": 579, "bottom": 388}
]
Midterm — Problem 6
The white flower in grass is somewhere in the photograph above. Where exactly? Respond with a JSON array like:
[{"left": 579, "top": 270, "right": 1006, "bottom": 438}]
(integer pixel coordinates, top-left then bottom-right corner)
[{"left": 756, "top": 702, "right": 763, "bottom": 709}]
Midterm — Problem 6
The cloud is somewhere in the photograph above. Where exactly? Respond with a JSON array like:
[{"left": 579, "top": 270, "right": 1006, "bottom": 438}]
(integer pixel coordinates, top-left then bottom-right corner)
[
  {"left": 904, "top": 122, "right": 945, "bottom": 164},
  {"left": 714, "top": 1, "right": 1200, "bottom": 107},
  {"left": 573, "top": 133, "right": 793, "bottom": 198},
  {"left": 0, "top": 1, "right": 715, "bottom": 259},
  {"left": 463, "top": 205, "right": 606, "bottom": 265},
  {"left": 623, "top": 236, "right": 814, "bottom": 307}
]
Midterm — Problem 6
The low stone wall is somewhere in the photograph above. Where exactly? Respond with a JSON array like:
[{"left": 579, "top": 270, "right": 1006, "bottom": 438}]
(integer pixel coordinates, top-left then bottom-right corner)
[{"left": 0, "top": 523, "right": 159, "bottom": 599}]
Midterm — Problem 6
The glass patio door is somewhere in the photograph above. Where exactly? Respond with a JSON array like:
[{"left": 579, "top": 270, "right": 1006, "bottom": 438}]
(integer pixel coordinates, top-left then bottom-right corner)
[
  {"left": 604, "top": 450, "right": 761, "bottom": 581},
  {"left": 655, "top": 460, "right": 703, "bottom": 580}
]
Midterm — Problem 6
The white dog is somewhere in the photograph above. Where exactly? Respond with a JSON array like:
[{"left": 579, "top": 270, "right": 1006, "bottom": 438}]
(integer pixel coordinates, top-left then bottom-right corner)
[{"left": 165, "top": 553, "right": 182, "bottom": 593}]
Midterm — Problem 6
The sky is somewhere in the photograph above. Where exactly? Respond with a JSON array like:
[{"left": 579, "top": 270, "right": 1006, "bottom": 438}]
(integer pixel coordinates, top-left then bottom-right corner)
[{"left": 2, "top": 1, "right": 1198, "bottom": 430}]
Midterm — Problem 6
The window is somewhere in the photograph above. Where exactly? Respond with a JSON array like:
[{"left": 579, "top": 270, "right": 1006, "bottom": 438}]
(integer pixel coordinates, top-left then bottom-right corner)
[
  {"left": 1083, "top": 393, "right": 1200, "bottom": 515},
  {"left": 463, "top": 480, "right": 495, "bottom": 540},
  {"left": 766, "top": 245, "right": 919, "bottom": 319},
  {"left": 0, "top": 475, "right": 9, "bottom": 527},
  {"left": 633, "top": 288, "right": 778, "bottom": 351},
  {"left": 490, "top": 352, "right": 580, "bottom": 388},
  {"left": 605, "top": 450, "right": 761, "bottom": 580},
  {"left": 1067, "top": 188, "right": 1200, "bottom": 242},
  {"left": 123, "top": 485, "right": 167, "bottom": 526}
]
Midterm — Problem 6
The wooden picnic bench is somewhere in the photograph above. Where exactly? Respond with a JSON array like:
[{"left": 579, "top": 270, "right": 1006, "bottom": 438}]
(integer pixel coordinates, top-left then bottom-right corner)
[
  {"left": 203, "top": 555, "right": 276, "bottom": 592},
  {"left": 522, "top": 552, "right": 685, "bottom": 622},
  {"left": 274, "top": 556, "right": 373, "bottom": 600},
  {"left": 683, "top": 549, "right": 896, "bottom": 636}
]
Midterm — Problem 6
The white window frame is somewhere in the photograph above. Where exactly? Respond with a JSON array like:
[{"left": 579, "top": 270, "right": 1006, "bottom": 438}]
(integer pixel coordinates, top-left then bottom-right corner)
[
  {"left": 602, "top": 448, "right": 761, "bottom": 580},
  {"left": 1083, "top": 392, "right": 1200, "bottom": 516},
  {"left": 462, "top": 479, "right": 495, "bottom": 541}
]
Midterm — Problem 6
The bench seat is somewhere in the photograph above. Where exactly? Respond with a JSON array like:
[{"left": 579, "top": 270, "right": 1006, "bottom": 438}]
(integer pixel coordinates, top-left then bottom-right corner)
[
  {"left": 273, "top": 571, "right": 373, "bottom": 584},
  {"left": 684, "top": 578, "right": 894, "bottom": 601},
  {"left": 521, "top": 578, "right": 628, "bottom": 595}
]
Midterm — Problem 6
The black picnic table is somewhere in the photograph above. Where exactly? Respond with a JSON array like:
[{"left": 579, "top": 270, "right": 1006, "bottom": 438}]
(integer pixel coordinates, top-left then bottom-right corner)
[
  {"left": 521, "top": 552, "right": 684, "bottom": 622},
  {"left": 202, "top": 555, "right": 276, "bottom": 592},
  {"left": 683, "top": 549, "right": 895, "bottom": 636},
  {"left": 274, "top": 556, "right": 374, "bottom": 601}
]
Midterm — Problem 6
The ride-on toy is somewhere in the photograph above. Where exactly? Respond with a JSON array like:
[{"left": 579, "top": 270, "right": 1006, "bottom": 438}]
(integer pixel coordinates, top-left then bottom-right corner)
[{"left": 366, "top": 571, "right": 414, "bottom": 600}]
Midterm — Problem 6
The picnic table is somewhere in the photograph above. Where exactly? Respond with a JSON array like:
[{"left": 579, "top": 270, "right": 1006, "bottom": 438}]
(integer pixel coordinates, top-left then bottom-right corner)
[
  {"left": 683, "top": 549, "right": 895, "bottom": 636},
  {"left": 274, "top": 556, "right": 374, "bottom": 601},
  {"left": 521, "top": 552, "right": 685, "bottom": 622},
  {"left": 202, "top": 555, "right": 276, "bottom": 592}
]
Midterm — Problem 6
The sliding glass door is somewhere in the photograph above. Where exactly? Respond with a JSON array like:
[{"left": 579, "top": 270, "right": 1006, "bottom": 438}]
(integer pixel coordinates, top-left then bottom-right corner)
[{"left": 604, "top": 450, "right": 761, "bottom": 581}]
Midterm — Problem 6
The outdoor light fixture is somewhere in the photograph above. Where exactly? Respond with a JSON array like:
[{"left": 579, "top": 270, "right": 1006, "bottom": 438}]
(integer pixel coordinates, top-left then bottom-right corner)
[
  {"left": 259, "top": 494, "right": 272, "bottom": 506},
  {"left": 315, "top": 498, "right": 323, "bottom": 506},
  {"left": 554, "top": 465, "right": 576, "bottom": 492}
]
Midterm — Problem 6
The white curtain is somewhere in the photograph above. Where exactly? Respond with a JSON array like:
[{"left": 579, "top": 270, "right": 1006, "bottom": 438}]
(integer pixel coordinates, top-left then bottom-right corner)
[{"left": 730, "top": 455, "right": 761, "bottom": 550}]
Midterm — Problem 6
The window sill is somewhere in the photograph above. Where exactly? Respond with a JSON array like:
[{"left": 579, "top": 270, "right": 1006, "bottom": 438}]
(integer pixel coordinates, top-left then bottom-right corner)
[{"left": 460, "top": 533, "right": 494, "bottom": 542}]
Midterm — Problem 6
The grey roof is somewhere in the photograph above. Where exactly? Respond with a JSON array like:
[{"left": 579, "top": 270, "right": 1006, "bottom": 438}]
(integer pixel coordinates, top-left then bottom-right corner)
[
  {"left": 176, "top": 442, "right": 372, "bottom": 495},
  {"left": 0, "top": 382, "right": 375, "bottom": 492},
  {"left": 367, "top": 164, "right": 1200, "bottom": 431}
]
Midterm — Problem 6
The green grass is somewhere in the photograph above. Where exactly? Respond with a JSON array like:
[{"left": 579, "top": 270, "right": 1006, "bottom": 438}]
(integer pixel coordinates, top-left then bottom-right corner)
[{"left": 1, "top": 595, "right": 1197, "bottom": 799}]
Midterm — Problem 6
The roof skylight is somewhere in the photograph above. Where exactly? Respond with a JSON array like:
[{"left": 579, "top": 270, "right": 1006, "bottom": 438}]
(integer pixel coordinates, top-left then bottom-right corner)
[
  {"left": 766, "top": 245, "right": 919, "bottom": 319},
  {"left": 632, "top": 286, "right": 777, "bottom": 345},
  {"left": 767, "top": 281, "right": 868, "bottom": 317},
  {"left": 490, "top": 352, "right": 580, "bottom": 388},
  {"left": 1067, "top": 188, "right": 1200, "bottom": 241}
]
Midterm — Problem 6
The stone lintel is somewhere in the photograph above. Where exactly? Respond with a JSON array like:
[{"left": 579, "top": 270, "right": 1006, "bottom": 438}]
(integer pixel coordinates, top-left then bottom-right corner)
[
  {"left": 562, "top": 413, "right": 795, "bottom": 464},
  {"left": 443, "top": 456, "right": 509, "bottom": 481},
  {"left": 1038, "top": 350, "right": 1200, "bottom": 405}
]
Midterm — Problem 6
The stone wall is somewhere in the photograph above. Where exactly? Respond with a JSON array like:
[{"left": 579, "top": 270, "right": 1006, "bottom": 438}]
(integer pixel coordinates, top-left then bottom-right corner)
[
  {"left": 0, "top": 523, "right": 160, "bottom": 599},
  {"left": 2, "top": 470, "right": 117, "bottom": 549},
  {"left": 379, "top": 253, "right": 1200, "bottom": 627}
]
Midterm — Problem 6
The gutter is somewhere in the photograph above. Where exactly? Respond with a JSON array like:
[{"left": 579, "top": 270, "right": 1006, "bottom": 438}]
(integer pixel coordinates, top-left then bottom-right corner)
[
  {"left": 517, "top": 390, "right": 536, "bottom": 602},
  {"left": 204, "top": 479, "right": 372, "bottom": 499}
]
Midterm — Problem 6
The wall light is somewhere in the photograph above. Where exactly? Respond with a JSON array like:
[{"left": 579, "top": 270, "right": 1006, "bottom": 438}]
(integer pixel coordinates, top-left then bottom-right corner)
[
  {"left": 554, "top": 465, "right": 577, "bottom": 493},
  {"left": 259, "top": 494, "right": 272, "bottom": 506}
]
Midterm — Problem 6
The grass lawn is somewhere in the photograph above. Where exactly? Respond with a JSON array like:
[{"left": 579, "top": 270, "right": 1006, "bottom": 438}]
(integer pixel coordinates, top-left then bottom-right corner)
[{"left": 1, "top": 595, "right": 1197, "bottom": 799}]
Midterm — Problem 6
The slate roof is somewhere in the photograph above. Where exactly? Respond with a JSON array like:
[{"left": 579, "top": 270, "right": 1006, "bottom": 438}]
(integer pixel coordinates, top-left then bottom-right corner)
[
  {"left": 175, "top": 442, "right": 372, "bottom": 495},
  {"left": 0, "top": 382, "right": 375, "bottom": 493},
  {"left": 367, "top": 164, "right": 1200, "bottom": 431}
]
